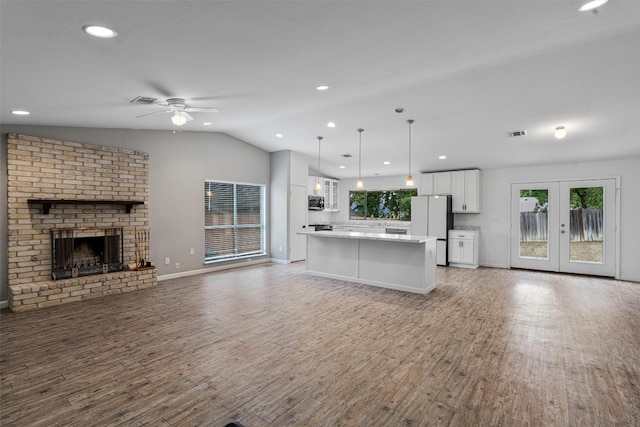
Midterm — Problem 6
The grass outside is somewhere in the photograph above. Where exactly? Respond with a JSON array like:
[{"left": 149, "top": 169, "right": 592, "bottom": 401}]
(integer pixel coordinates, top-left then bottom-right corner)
[{"left": 520, "top": 241, "right": 603, "bottom": 263}]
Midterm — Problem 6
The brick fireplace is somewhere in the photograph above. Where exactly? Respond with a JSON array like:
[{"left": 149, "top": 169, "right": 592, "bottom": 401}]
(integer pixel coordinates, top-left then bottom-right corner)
[{"left": 6, "top": 133, "right": 157, "bottom": 312}]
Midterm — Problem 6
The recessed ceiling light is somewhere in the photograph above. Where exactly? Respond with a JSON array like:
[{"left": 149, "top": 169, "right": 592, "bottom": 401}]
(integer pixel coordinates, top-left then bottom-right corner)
[
  {"left": 339, "top": 165, "right": 346, "bottom": 169},
  {"left": 203, "top": 122, "right": 212, "bottom": 126},
  {"left": 11, "top": 110, "right": 30, "bottom": 115},
  {"left": 439, "top": 155, "right": 447, "bottom": 160},
  {"left": 82, "top": 25, "right": 117, "bottom": 39},
  {"left": 327, "top": 122, "right": 336, "bottom": 128},
  {"left": 275, "top": 133, "right": 283, "bottom": 138},
  {"left": 316, "top": 85, "right": 329, "bottom": 91},
  {"left": 383, "top": 161, "right": 391, "bottom": 165},
  {"left": 579, "top": 0, "right": 608, "bottom": 12}
]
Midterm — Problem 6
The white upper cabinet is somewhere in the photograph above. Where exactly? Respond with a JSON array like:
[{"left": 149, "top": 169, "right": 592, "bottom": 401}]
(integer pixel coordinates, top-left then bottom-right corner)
[
  {"left": 434, "top": 172, "right": 452, "bottom": 195},
  {"left": 451, "top": 169, "right": 480, "bottom": 213},
  {"left": 419, "top": 173, "right": 434, "bottom": 196},
  {"left": 323, "top": 178, "right": 339, "bottom": 211},
  {"left": 419, "top": 171, "right": 451, "bottom": 195}
]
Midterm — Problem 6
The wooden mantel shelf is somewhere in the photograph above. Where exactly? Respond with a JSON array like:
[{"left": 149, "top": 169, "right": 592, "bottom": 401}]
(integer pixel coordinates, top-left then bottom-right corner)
[{"left": 28, "top": 199, "right": 145, "bottom": 214}]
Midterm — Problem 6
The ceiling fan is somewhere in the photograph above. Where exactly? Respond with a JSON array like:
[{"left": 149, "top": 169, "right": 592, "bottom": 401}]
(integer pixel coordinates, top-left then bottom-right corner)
[{"left": 133, "top": 97, "right": 219, "bottom": 126}]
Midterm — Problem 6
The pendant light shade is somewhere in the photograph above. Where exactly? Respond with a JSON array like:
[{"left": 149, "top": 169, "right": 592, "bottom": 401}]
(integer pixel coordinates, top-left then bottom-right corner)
[
  {"left": 357, "top": 129, "right": 364, "bottom": 189},
  {"left": 315, "top": 136, "right": 323, "bottom": 191},
  {"left": 406, "top": 119, "right": 414, "bottom": 187},
  {"left": 554, "top": 125, "right": 567, "bottom": 139}
]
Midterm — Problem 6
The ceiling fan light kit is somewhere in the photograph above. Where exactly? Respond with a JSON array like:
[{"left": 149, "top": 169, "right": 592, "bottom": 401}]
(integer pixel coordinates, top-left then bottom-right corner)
[{"left": 134, "top": 97, "right": 219, "bottom": 127}]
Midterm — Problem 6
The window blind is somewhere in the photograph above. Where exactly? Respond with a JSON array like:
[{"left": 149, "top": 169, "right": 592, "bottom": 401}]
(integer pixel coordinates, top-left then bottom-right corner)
[{"left": 205, "top": 181, "right": 265, "bottom": 262}]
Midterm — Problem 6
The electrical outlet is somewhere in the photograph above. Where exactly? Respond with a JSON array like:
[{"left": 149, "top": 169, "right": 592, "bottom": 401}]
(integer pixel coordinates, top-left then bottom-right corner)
[
  {"left": 175, "top": 262, "right": 180, "bottom": 269},
  {"left": 165, "top": 257, "right": 170, "bottom": 265},
  {"left": 189, "top": 248, "right": 195, "bottom": 255}
]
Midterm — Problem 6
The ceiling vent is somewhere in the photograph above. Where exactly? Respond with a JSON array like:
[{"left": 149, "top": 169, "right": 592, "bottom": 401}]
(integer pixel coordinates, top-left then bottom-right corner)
[
  {"left": 130, "top": 96, "right": 158, "bottom": 104},
  {"left": 341, "top": 154, "right": 353, "bottom": 158},
  {"left": 506, "top": 130, "right": 527, "bottom": 137}
]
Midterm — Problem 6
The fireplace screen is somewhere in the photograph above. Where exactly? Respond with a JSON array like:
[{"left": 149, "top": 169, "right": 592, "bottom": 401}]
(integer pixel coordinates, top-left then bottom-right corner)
[{"left": 51, "top": 227, "right": 124, "bottom": 280}]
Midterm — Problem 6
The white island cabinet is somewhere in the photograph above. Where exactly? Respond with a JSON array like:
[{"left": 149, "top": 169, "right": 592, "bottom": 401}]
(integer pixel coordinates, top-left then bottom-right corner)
[{"left": 298, "top": 230, "right": 438, "bottom": 294}]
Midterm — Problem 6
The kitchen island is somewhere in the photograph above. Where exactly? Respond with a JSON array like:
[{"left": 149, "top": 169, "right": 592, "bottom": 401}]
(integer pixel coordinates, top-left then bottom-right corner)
[{"left": 298, "top": 230, "right": 438, "bottom": 294}]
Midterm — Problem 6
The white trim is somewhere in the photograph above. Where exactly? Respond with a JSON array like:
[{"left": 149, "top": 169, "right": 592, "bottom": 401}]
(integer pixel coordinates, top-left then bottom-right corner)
[
  {"left": 270, "top": 258, "right": 290, "bottom": 265},
  {"left": 0, "top": 301, "right": 8, "bottom": 309},
  {"left": 158, "top": 258, "right": 271, "bottom": 281}
]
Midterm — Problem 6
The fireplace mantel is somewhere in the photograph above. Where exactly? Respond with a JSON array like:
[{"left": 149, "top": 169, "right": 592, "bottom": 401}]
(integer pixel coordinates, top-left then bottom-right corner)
[{"left": 28, "top": 199, "right": 145, "bottom": 214}]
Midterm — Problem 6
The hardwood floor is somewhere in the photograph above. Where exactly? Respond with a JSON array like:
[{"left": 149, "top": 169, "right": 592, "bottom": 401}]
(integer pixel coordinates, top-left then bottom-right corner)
[{"left": 1, "top": 263, "right": 639, "bottom": 426}]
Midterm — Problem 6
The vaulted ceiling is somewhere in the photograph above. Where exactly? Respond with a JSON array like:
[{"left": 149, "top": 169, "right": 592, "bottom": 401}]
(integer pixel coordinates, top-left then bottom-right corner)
[{"left": 1, "top": 0, "right": 639, "bottom": 179}]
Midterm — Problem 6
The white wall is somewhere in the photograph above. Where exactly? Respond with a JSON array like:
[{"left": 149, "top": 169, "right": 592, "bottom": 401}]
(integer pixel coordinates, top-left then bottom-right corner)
[
  {"left": 0, "top": 125, "right": 272, "bottom": 301},
  {"left": 269, "top": 151, "right": 289, "bottom": 262}
]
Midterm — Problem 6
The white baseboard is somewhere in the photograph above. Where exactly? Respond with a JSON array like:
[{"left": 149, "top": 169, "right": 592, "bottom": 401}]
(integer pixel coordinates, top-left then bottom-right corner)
[
  {"left": 479, "top": 262, "right": 510, "bottom": 269},
  {"left": 158, "top": 258, "right": 271, "bottom": 281},
  {"left": 0, "top": 300, "right": 8, "bottom": 309},
  {"left": 270, "top": 258, "right": 290, "bottom": 265}
]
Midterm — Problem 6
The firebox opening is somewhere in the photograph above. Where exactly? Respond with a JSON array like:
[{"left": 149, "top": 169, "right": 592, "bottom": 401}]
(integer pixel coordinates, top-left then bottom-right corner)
[{"left": 51, "top": 227, "right": 124, "bottom": 280}]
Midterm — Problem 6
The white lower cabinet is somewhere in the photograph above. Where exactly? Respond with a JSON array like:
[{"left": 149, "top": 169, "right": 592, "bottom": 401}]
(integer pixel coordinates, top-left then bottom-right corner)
[{"left": 448, "top": 230, "right": 479, "bottom": 269}]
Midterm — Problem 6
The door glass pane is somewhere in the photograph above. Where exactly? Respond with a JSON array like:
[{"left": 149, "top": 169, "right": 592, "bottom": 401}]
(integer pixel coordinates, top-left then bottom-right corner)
[
  {"left": 519, "top": 189, "right": 549, "bottom": 259},
  {"left": 569, "top": 187, "right": 603, "bottom": 263}
]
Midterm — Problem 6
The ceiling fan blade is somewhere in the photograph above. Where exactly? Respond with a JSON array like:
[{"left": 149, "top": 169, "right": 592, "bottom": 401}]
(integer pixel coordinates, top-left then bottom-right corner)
[
  {"left": 182, "top": 111, "right": 194, "bottom": 122},
  {"left": 184, "top": 107, "right": 220, "bottom": 113},
  {"left": 136, "top": 109, "right": 171, "bottom": 118}
]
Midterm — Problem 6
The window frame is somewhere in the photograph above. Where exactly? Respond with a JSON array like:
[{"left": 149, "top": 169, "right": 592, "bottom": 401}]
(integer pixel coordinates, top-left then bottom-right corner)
[
  {"left": 349, "top": 188, "right": 417, "bottom": 221},
  {"left": 204, "top": 180, "right": 266, "bottom": 263}
]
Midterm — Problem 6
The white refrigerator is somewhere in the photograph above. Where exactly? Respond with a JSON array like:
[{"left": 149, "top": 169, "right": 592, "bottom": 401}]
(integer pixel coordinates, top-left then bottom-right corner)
[{"left": 410, "top": 195, "right": 454, "bottom": 266}]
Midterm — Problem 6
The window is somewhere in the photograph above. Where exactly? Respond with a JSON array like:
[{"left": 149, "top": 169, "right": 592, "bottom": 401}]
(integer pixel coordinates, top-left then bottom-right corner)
[
  {"left": 349, "top": 188, "right": 417, "bottom": 221},
  {"left": 204, "top": 181, "right": 265, "bottom": 262}
]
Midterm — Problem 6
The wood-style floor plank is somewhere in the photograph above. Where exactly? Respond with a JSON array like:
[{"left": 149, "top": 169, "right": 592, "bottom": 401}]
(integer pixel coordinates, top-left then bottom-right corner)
[{"left": 2, "top": 263, "right": 639, "bottom": 426}]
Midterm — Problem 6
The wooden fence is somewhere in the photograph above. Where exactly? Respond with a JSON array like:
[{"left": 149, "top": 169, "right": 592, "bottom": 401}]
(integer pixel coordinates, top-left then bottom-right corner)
[{"left": 520, "top": 208, "right": 603, "bottom": 242}]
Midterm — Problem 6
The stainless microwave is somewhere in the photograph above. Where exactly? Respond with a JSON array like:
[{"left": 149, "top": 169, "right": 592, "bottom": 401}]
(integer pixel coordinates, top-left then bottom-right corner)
[{"left": 308, "top": 195, "right": 325, "bottom": 211}]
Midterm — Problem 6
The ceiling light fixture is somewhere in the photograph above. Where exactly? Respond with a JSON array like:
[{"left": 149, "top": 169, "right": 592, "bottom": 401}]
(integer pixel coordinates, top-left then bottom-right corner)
[
  {"left": 171, "top": 111, "right": 187, "bottom": 126},
  {"left": 316, "top": 85, "right": 329, "bottom": 91},
  {"left": 357, "top": 129, "right": 364, "bottom": 189},
  {"left": 327, "top": 122, "right": 336, "bottom": 128},
  {"left": 439, "top": 155, "right": 447, "bottom": 160},
  {"left": 383, "top": 161, "right": 391, "bottom": 165},
  {"left": 11, "top": 110, "right": 30, "bottom": 115},
  {"left": 82, "top": 25, "right": 117, "bottom": 38},
  {"left": 275, "top": 133, "right": 283, "bottom": 138},
  {"left": 203, "top": 122, "right": 212, "bottom": 126},
  {"left": 315, "top": 136, "right": 323, "bottom": 191},
  {"left": 579, "top": 0, "right": 608, "bottom": 12},
  {"left": 406, "top": 119, "right": 414, "bottom": 187},
  {"left": 554, "top": 125, "right": 567, "bottom": 139}
]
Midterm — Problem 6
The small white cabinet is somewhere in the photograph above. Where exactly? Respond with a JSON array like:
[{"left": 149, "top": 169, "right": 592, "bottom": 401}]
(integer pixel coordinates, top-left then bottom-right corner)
[
  {"left": 448, "top": 230, "right": 479, "bottom": 269},
  {"left": 451, "top": 169, "right": 480, "bottom": 213},
  {"left": 323, "top": 178, "right": 339, "bottom": 211}
]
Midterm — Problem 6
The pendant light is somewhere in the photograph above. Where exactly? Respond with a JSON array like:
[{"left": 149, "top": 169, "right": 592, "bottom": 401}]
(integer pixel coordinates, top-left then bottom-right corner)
[
  {"left": 554, "top": 125, "right": 567, "bottom": 139},
  {"left": 357, "top": 129, "right": 364, "bottom": 189},
  {"left": 315, "top": 136, "right": 323, "bottom": 192},
  {"left": 406, "top": 119, "right": 414, "bottom": 186}
]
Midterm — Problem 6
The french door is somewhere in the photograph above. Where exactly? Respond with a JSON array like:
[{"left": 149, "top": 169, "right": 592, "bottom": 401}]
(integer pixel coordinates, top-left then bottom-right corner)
[{"left": 510, "top": 179, "right": 617, "bottom": 277}]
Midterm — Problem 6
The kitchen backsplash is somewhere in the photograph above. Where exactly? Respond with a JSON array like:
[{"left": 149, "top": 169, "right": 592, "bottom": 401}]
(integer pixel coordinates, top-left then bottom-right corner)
[{"left": 453, "top": 225, "right": 481, "bottom": 231}]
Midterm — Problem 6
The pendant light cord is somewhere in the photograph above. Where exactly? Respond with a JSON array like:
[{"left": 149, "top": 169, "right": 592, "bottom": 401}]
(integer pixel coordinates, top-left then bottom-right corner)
[
  {"left": 407, "top": 119, "right": 413, "bottom": 176},
  {"left": 357, "top": 129, "right": 364, "bottom": 184}
]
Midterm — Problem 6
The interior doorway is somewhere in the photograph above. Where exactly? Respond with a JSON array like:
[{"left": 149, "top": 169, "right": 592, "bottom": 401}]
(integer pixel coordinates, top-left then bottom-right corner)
[{"left": 510, "top": 179, "right": 617, "bottom": 277}]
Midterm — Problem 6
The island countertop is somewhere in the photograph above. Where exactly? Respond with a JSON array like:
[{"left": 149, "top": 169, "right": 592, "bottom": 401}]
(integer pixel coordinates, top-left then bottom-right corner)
[{"left": 297, "top": 230, "right": 436, "bottom": 244}]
